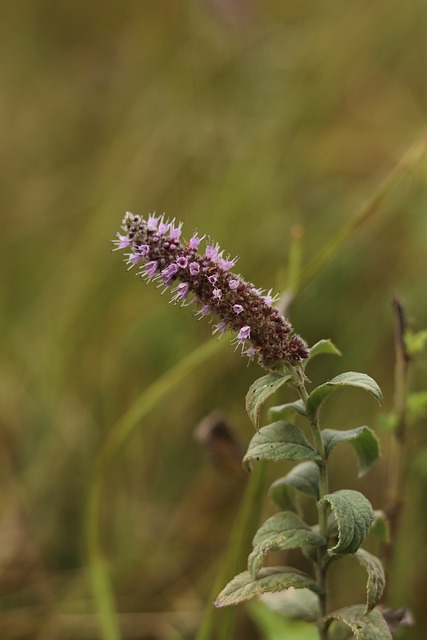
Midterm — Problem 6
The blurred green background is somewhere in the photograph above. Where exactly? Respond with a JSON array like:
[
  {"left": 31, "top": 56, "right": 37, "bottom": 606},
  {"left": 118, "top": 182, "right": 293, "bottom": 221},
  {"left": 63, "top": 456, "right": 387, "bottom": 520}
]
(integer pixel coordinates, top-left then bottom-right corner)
[{"left": 1, "top": 0, "right": 427, "bottom": 638}]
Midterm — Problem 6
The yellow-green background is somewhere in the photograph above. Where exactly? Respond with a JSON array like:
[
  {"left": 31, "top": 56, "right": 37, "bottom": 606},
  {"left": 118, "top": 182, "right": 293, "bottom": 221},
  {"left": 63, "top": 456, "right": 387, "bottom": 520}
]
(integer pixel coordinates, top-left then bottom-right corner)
[{"left": 1, "top": 1, "right": 427, "bottom": 638}]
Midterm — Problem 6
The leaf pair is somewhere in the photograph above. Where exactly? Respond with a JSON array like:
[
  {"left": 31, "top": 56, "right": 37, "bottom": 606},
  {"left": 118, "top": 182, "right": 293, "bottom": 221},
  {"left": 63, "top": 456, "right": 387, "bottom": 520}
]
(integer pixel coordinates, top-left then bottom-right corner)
[{"left": 244, "top": 422, "right": 380, "bottom": 477}]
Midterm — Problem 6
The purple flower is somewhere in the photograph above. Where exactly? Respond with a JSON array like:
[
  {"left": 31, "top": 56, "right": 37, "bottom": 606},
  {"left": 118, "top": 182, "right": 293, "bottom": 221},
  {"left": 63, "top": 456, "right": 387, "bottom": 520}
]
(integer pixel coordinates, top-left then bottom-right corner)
[
  {"left": 238, "top": 326, "right": 251, "bottom": 342},
  {"left": 143, "top": 261, "right": 159, "bottom": 280},
  {"left": 206, "top": 245, "right": 219, "bottom": 261},
  {"left": 147, "top": 215, "right": 159, "bottom": 231},
  {"left": 114, "top": 234, "right": 131, "bottom": 249},
  {"left": 177, "top": 256, "right": 188, "bottom": 269},
  {"left": 171, "top": 282, "right": 190, "bottom": 303},
  {"left": 161, "top": 263, "right": 179, "bottom": 282},
  {"left": 115, "top": 212, "right": 308, "bottom": 369},
  {"left": 189, "top": 234, "right": 201, "bottom": 250},
  {"left": 212, "top": 288, "right": 222, "bottom": 301},
  {"left": 169, "top": 222, "right": 182, "bottom": 241},
  {"left": 189, "top": 262, "right": 200, "bottom": 275}
]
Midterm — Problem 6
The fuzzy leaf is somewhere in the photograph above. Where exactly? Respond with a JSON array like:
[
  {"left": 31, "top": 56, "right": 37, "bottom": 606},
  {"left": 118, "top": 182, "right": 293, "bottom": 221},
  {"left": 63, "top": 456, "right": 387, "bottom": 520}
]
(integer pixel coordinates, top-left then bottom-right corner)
[
  {"left": 269, "top": 399, "right": 307, "bottom": 422},
  {"left": 243, "top": 422, "right": 321, "bottom": 470},
  {"left": 269, "top": 462, "right": 320, "bottom": 510},
  {"left": 246, "top": 374, "right": 292, "bottom": 429},
  {"left": 370, "top": 511, "right": 391, "bottom": 544},
  {"left": 322, "top": 426, "right": 380, "bottom": 477},
  {"left": 215, "top": 567, "right": 321, "bottom": 608},
  {"left": 323, "top": 605, "right": 392, "bottom": 639},
  {"left": 305, "top": 339, "right": 342, "bottom": 367},
  {"left": 260, "top": 588, "right": 321, "bottom": 623},
  {"left": 306, "top": 372, "right": 383, "bottom": 420},
  {"left": 248, "top": 512, "right": 326, "bottom": 578},
  {"left": 321, "top": 490, "right": 374, "bottom": 554},
  {"left": 354, "top": 549, "right": 385, "bottom": 613}
]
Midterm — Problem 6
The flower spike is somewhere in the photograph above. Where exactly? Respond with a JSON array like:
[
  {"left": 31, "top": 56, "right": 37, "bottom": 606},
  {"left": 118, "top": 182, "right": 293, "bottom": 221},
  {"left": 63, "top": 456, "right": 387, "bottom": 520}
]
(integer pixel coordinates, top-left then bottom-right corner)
[{"left": 114, "top": 212, "right": 308, "bottom": 369}]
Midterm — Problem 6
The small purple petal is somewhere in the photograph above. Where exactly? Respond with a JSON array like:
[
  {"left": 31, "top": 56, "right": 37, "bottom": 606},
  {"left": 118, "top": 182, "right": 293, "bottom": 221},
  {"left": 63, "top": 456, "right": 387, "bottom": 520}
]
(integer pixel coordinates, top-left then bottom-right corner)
[
  {"left": 177, "top": 256, "right": 188, "bottom": 269},
  {"left": 147, "top": 215, "right": 159, "bottom": 231},
  {"left": 116, "top": 235, "right": 131, "bottom": 249},
  {"left": 208, "top": 274, "right": 218, "bottom": 285},
  {"left": 229, "top": 279, "right": 239, "bottom": 290},
  {"left": 189, "top": 234, "right": 201, "bottom": 250},
  {"left": 158, "top": 221, "right": 169, "bottom": 235},
  {"left": 233, "top": 304, "right": 244, "bottom": 315},
  {"left": 206, "top": 245, "right": 219, "bottom": 261},
  {"left": 161, "top": 263, "right": 179, "bottom": 281},
  {"left": 212, "top": 320, "right": 227, "bottom": 336},
  {"left": 129, "top": 253, "right": 144, "bottom": 265},
  {"left": 238, "top": 326, "right": 251, "bottom": 342},
  {"left": 169, "top": 223, "right": 182, "bottom": 241},
  {"left": 189, "top": 262, "right": 200, "bottom": 275},
  {"left": 171, "top": 282, "right": 190, "bottom": 302},
  {"left": 212, "top": 288, "right": 222, "bottom": 301},
  {"left": 144, "top": 261, "right": 159, "bottom": 279},
  {"left": 139, "top": 244, "right": 150, "bottom": 256},
  {"left": 263, "top": 289, "right": 280, "bottom": 305},
  {"left": 245, "top": 347, "right": 257, "bottom": 360},
  {"left": 218, "top": 258, "right": 235, "bottom": 271}
]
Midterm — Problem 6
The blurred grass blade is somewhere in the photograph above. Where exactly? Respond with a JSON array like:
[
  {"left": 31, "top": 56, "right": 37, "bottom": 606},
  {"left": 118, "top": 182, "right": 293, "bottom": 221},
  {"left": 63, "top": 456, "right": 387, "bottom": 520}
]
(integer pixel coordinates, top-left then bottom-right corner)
[
  {"left": 196, "top": 461, "right": 268, "bottom": 640},
  {"left": 86, "top": 337, "right": 225, "bottom": 640},
  {"left": 300, "top": 132, "right": 427, "bottom": 288}
]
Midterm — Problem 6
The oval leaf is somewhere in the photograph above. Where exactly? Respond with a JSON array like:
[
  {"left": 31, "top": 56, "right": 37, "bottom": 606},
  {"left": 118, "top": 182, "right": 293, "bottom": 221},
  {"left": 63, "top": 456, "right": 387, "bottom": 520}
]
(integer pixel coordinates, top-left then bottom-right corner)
[
  {"left": 269, "top": 399, "right": 307, "bottom": 422},
  {"left": 323, "top": 605, "right": 392, "bottom": 639},
  {"left": 269, "top": 462, "right": 320, "bottom": 510},
  {"left": 322, "top": 426, "right": 380, "bottom": 477},
  {"left": 248, "top": 512, "right": 326, "bottom": 577},
  {"left": 354, "top": 549, "right": 385, "bottom": 613},
  {"left": 246, "top": 374, "right": 292, "bottom": 428},
  {"left": 306, "top": 372, "right": 383, "bottom": 420},
  {"left": 243, "top": 422, "right": 321, "bottom": 471},
  {"left": 321, "top": 489, "right": 374, "bottom": 554},
  {"left": 214, "top": 567, "right": 322, "bottom": 608},
  {"left": 305, "top": 339, "right": 342, "bottom": 368}
]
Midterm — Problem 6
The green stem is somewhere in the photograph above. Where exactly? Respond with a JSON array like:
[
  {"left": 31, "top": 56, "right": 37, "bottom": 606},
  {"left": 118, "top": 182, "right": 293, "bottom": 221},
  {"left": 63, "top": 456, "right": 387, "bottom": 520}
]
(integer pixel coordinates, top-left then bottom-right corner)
[{"left": 291, "top": 366, "right": 329, "bottom": 640}]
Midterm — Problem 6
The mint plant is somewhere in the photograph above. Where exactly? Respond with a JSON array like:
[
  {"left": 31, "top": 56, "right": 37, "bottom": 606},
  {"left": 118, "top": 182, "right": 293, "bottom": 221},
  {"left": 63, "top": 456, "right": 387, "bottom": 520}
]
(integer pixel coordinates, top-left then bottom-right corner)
[{"left": 115, "top": 212, "right": 391, "bottom": 640}]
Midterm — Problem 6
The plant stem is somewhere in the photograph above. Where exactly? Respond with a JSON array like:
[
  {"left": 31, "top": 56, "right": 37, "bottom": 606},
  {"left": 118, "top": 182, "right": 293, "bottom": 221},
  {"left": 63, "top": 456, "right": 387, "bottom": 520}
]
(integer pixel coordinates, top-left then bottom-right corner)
[{"left": 291, "top": 366, "right": 329, "bottom": 640}]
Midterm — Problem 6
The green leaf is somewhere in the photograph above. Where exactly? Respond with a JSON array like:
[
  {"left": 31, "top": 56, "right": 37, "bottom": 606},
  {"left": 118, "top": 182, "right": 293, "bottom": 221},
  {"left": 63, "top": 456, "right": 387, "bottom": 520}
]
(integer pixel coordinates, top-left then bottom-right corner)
[
  {"left": 304, "top": 339, "right": 342, "bottom": 368},
  {"left": 260, "top": 588, "right": 320, "bottom": 623},
  {"left": 370, "top": 510, "right": 391, "bottom": 544},
  {"left": 214, "top": 567, "right": 322, "bottom": 608},
  {"left": 354, "top": 549, "right": 385, "bottom": 613},
  {"left": 243, "top": 422, "right": 321, "bottom": 471},
  {"left": 248, "top": 512, "right": 326, "bottom": 578},
  {"left": 269, "top": 399, "right": 307, "bottom": 422},
  {"left": 320, "top": 490, "right": 374, "bottom": 554},
  {"left": 323, "top": 605, "right": 392, "bottom": 639},
  {"left": 269, "top": 462, "right": 320, "bottom": 510},
  {"left": 306, "top": 372, "right": 383, "bottom": 420},
  {"left": 246, "top": 374, "right": 292, "bottom": 429},
  {"left": 249, "top": 600, "right": 319, "bottom": 640},
  {"left": 322, "top": 427, "right": 380, "bottom": 477}
]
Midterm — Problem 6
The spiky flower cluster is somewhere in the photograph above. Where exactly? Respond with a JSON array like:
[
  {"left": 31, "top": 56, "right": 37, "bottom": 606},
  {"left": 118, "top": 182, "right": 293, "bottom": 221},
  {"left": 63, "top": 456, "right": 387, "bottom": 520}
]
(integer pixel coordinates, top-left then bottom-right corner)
[{"left": 114, "top": 212, "right": 308, "bottom": 370}]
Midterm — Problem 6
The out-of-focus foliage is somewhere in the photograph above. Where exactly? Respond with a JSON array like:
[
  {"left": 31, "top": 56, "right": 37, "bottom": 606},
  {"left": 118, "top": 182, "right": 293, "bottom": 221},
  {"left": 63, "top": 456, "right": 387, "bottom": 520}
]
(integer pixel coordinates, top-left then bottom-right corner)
[{"left": 1, "top": 0, "right": 426, "bottom": 638}]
